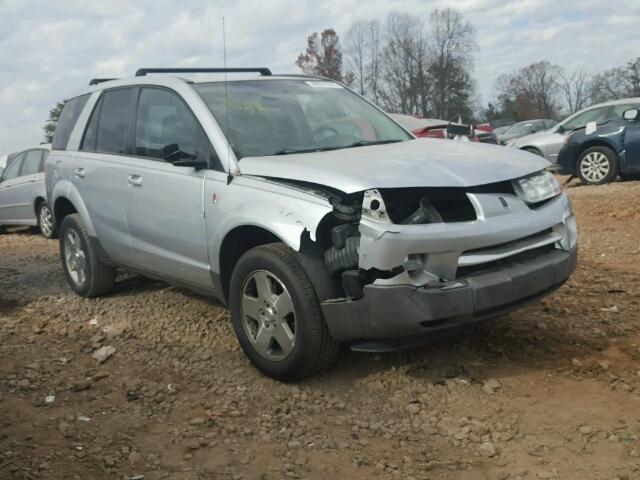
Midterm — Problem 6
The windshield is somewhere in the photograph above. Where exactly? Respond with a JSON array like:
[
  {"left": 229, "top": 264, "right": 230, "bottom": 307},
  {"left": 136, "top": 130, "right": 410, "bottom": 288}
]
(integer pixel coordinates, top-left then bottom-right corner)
[
  {"left": 506, "top": 122, "right": 535, "bottom": 135},
  {"left": 194, "top": 79, "right": 412, "bottom": 159}
]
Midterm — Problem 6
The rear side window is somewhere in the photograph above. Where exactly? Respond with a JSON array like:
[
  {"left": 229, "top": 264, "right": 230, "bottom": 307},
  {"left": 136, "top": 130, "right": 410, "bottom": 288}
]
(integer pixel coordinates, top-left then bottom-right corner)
[
  {"left": 1, "top": 153, "right": 24, "bottom": 181},
  {"left": 81, "top": 88, "right": 132, "bottom": 155},
  {"left": 51, "top": 94, "right": 90, "bottom": 150},
  {"left": 21, "top": 150, "right": 44, "bottom": 176}
]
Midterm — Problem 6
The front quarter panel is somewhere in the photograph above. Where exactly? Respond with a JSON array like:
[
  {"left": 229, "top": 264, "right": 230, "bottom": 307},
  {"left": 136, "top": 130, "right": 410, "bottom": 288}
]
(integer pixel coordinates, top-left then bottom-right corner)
[{"left": 205, "top": 175, "right": 333, "bottom": 275}]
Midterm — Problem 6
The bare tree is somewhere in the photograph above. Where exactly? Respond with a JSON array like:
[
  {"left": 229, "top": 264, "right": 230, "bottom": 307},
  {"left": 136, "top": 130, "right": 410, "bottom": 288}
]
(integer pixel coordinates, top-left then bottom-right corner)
[
  {"left": 379, "top": 11, "right": 429, "bottom": 115},
  {"left": 558, "top": 70, "right": 592, "bottom": 114},
  {"left": 591, "top": 57, "right": 640, "bottom": 102},
  {"left": 344, "top": 22, "right": 368, "bottom": 95},
  {"left": 428, "top": 8, "right": 476, "bottom": 119},
  {"left": 495, "top": 61, "right": 562, "bottom": 119}
]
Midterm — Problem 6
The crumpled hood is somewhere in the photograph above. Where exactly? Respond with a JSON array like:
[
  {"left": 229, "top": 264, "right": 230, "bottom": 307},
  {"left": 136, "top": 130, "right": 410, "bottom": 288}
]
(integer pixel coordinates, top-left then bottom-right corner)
[{"left": 239, "top": 138, "right": 549, "bottom": 194}]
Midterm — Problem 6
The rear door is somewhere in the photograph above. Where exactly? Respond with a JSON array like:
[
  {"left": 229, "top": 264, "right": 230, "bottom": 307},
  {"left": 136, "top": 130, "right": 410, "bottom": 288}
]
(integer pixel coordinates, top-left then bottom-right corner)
[
  {"left": 72, "top": 87, "right": 134, "bottom": 261},
  {"left": 124, "top": 86, "right": 213, "bottom": 287},
  {"left": 0, "top": 152, "right": 26, "bottom": 224}
]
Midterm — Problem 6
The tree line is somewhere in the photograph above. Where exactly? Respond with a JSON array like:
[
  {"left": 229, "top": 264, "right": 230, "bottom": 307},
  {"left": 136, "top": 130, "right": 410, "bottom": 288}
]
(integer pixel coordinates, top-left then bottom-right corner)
[
  {"left": 295, "top": 10, "right": 640, "bottom": 123},
  {"left": 297, "top": 9, "right": 477, "bottom": 121}
]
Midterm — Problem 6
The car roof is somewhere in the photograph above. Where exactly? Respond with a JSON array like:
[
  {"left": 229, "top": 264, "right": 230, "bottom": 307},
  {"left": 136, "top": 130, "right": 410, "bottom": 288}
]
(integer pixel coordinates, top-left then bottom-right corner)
[
  {"left": 589, "top": 97, "right": 640, "bottom": 108},
  {"left": 64, "top": 73, "right": 321, "bottom": 100}
]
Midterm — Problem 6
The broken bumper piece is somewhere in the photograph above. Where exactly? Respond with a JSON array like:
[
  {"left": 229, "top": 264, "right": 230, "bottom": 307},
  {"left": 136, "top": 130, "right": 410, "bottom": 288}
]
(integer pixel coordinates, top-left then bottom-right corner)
[{"left": 321, "top": 246, "right": 577, "bottom": 352}]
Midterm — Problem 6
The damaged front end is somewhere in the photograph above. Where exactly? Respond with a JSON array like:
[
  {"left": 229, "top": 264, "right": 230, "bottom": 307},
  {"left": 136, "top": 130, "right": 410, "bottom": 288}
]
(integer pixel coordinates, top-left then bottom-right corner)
[{"left": 313, "top": 179, "right": 577, "bottom": 350}]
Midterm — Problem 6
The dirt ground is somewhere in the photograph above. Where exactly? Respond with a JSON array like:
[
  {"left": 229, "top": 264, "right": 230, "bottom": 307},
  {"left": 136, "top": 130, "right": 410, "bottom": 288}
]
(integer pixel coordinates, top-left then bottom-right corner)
[{"left": 1, "top": 180, "right": 640, "bottom": 480}]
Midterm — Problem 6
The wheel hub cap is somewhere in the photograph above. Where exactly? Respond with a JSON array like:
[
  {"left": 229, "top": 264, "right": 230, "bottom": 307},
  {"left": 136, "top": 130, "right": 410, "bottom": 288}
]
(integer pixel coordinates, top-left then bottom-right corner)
[
  {"left": 64, "top": 229, "right": 86, "bottom": 286},
  {"left": 580, "top": 152, "right": 609, "bottom": 182},
  {"left": 241, "top": 270, "right": 296, "bottom": 361},
  {"left": 40, "top": 205, "right": 53, "bottom": 236}
]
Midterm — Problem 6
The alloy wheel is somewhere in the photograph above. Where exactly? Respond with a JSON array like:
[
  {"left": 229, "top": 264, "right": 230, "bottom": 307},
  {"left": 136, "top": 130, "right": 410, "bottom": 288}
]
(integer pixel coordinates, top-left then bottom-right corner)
[
  {"left": 580, "top": 151, "right": 610, "bottom": 183},
  {"left": 39, "top": 204, "right": 53, "bottom": 237},
  {"left": 64, "top": 229, "right": 87, "bottom": 286},
  {"left": 240, "top": 270, "right": 296, "bottom": 361}
]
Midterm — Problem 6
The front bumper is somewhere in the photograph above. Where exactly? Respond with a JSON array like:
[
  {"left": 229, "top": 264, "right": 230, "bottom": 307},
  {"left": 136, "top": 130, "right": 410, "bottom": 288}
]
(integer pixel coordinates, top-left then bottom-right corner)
[{"left": 321, "top": 246, "right": 577, "bottom": 351}]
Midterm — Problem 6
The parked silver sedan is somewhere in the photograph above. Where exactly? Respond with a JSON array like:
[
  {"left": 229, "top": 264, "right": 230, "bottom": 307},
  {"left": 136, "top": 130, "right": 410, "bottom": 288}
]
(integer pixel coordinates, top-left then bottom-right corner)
[{"left": 0, "top": 145, "right": 56, "bottom": 238}]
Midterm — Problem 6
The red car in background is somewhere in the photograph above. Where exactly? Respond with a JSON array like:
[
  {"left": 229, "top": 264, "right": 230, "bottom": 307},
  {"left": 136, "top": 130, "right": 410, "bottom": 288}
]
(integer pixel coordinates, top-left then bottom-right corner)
[{"left": 389, "top": 114, "right": 499, "bottom": 144}]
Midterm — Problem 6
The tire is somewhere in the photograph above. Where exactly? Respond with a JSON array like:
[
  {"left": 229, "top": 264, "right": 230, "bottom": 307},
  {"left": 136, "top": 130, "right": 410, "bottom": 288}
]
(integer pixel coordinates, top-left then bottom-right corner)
[
  {"left": 0, "top": 225, "right": 6, "bottom": 235},
  {"left": 229, "top": 243, "right": 339, "bottom": 381},
  {"left": 37, "top": 202, "right": 57, "bottom": 239},
  {"left": 59, "top": 214, "right": 116, "bottom": 298},
  {"left": 577, "top": 146, "right": 618, "bottom": 185}
]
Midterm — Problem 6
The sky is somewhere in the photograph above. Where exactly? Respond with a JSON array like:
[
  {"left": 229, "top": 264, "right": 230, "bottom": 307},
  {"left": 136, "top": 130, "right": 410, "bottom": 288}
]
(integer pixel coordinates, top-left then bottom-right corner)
[{"left": 1, "top": 0, "right": 639, "bottom": 154}]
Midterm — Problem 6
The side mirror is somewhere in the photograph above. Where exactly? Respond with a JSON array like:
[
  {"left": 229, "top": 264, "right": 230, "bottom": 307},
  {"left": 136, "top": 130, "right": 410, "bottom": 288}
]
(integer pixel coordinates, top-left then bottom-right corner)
[
  {"left": 623, "top": 108, "right": 639, "bottom": 121},
  {"left": 166, "top": 145, "right": 208, "bottom": 169},
  {"left": 555, "top": 124, "right": 565, "bottom": 134}
]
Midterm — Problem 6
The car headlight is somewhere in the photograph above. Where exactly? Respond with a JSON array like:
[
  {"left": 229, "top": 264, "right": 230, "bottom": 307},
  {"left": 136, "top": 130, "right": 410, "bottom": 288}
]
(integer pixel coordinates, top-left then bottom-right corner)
[{"left": 512, "top": 170, "right": 561, "bottom": 204}]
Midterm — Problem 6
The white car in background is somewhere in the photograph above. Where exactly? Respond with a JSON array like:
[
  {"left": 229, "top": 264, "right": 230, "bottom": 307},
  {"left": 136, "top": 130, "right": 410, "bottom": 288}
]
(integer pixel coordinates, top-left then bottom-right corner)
[{"left": 507, "top": 98, "right": 640, "bottom": 164}]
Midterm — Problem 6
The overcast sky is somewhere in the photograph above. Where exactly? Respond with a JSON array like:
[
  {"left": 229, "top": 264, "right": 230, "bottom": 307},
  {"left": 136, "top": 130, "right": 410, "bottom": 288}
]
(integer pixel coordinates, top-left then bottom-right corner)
[{"left": 1, "top": 0, "right": 639, "bottom": 154}]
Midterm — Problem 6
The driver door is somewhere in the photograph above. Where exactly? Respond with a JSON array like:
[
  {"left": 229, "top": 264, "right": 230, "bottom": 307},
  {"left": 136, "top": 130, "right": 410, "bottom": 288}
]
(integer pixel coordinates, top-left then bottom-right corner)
[{"left": 124, "top": 87, "right": 213, "bottom": 288}]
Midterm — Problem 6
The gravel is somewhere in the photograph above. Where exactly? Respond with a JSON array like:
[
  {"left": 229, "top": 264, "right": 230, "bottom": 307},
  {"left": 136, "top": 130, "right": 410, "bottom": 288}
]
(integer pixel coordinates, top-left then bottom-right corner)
[{"left": 1, "top": 180, "right": 640, "bottom": 479}]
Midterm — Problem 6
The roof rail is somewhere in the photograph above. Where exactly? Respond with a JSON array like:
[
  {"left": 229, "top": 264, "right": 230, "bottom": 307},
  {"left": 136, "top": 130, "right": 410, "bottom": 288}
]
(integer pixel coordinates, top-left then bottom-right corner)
[
  {"left": 134, "top": 67, "right": 272, "bottom": 77},
  {"left": 89, "top": 78, "right": 119, "bottom": 86}
]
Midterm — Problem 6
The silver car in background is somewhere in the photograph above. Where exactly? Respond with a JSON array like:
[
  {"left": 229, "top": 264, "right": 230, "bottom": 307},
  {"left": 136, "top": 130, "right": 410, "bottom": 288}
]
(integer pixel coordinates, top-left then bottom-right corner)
[
  {"left": 507, "top": 98, "right": 640, "bottom": 163},
  {"left": 0, "top": 145, "right": 56, "bottom": 238}
]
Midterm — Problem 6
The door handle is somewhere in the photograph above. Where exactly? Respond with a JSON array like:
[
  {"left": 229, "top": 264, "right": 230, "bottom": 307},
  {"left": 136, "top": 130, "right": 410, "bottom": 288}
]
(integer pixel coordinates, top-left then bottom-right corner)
[
  {"left": 127, "top": 174, "right": 143, "bottom": 187},
  {"left": 74, "top": 168, "right": 86, "bottom": 178}
]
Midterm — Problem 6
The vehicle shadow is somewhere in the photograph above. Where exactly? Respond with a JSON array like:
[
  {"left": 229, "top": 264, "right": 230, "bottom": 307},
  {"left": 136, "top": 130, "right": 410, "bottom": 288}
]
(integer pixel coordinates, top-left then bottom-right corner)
[{"left": 312, "top": 299, "right": 611, "bottom": 388}]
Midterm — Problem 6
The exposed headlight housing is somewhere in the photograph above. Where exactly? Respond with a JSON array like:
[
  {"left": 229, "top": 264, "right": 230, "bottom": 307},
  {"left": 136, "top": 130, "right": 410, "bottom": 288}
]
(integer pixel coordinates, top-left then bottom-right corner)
[{"left": 512, "top": 170, "right": 561, "bottom": 204}]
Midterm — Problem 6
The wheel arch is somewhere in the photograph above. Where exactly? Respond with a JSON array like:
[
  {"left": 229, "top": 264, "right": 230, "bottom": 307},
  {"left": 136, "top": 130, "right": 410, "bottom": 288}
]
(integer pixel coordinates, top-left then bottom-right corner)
[
  {"left": 51, "top": 181, "right": 97, "bottom": 237},
  {"left": 217, "top": 224, "right": 288, "bottom": 304},
  {"left": 33, "top": 196, "right": 46, "bottom": 217},
  {"left": 574, "top": 140, "right": 619, "bottom": 174}
]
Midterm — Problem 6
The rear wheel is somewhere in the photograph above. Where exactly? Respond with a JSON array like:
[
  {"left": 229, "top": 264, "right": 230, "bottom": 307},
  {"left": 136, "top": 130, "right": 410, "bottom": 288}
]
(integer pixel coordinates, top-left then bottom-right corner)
[
  {"left": 229, "top": 243, "right": 339, "bottom": 381},
  {"left": 59, "top": 214, "right": 116, "bottom": 297},
  {"left": 577, "top": 146, "right": 618, "bottom": 185},
  {"left": 37, "top": 202, "right": 57, "bottom": 239}
]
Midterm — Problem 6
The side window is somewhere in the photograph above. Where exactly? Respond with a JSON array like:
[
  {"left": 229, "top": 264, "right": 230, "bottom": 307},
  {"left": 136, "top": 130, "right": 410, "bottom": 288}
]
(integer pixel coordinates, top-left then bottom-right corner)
[
  {"left": 562, "top": 108, "right": 607, "bottom": 131},
  {"left": 81, "top": 88, "right": 132, "bottom": 155},
  {"left": 609, "top": 103, "right": 638, "bottom": 118},
  {"left": 81, "top": 96, "right": 102, "bottom": 152},
  {"left": 1, "top": 153, "right": 24, "bottom": 181},
  {"left": 20, "top": 150, "right": 44, "bottom": 176},
  {"left": 134, "top": 87, "right": 213, "bottom": 165},
  {"left": 51, "top": 94, "right": 90, "bottom": 150}
]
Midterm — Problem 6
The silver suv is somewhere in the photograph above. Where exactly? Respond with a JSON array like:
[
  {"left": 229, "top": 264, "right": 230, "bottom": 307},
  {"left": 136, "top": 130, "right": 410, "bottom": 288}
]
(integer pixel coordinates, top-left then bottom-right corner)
[{"left": 46, "top": 68, "right": 578, "bottom": 380}]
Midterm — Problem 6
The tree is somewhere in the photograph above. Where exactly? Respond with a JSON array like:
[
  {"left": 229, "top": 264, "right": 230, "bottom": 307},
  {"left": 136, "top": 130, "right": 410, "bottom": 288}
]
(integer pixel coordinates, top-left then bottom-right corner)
[
  {"left": 558, "top": 70, "right": 592, "bottom": 114},
  {"left": 428, "top": 8, "right": 477, "bottom": 119},
  {"left": 495, "top": 61, "right": 562, "bottom": 120},
  {"left": 379, "top": 11, "right": 429, "bottom": 115},
  {"left": 591, "top": 57, "right": 640, "bottom": 102},
  {"left": 43, "top": 101, "right": 65, "bottom": 143},
  {"left": 296, "top": 29, "right": 353, "bottom": 83}
]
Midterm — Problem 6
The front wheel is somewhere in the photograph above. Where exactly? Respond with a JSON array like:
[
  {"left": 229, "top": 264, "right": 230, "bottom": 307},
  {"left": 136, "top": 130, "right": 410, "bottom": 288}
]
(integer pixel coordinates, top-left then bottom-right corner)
[
  {"left": 577, "top": 146, "right": 618, "bottom": 185},
  {"left": 37, "top": 202, "right": 57, "bottom": 239},
  {"left": 59, "top": 214, "right": 116, "bottom": 298},
  {"left": 229, "top": 243, "right": 339, "bottom": 381}
]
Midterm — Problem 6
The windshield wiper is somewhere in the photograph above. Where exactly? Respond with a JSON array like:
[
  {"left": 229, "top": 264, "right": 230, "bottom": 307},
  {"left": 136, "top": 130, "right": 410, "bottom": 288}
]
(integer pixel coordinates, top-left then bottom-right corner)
[{"left": 273, "top": 139, "right": 404, "bottom": 156}]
